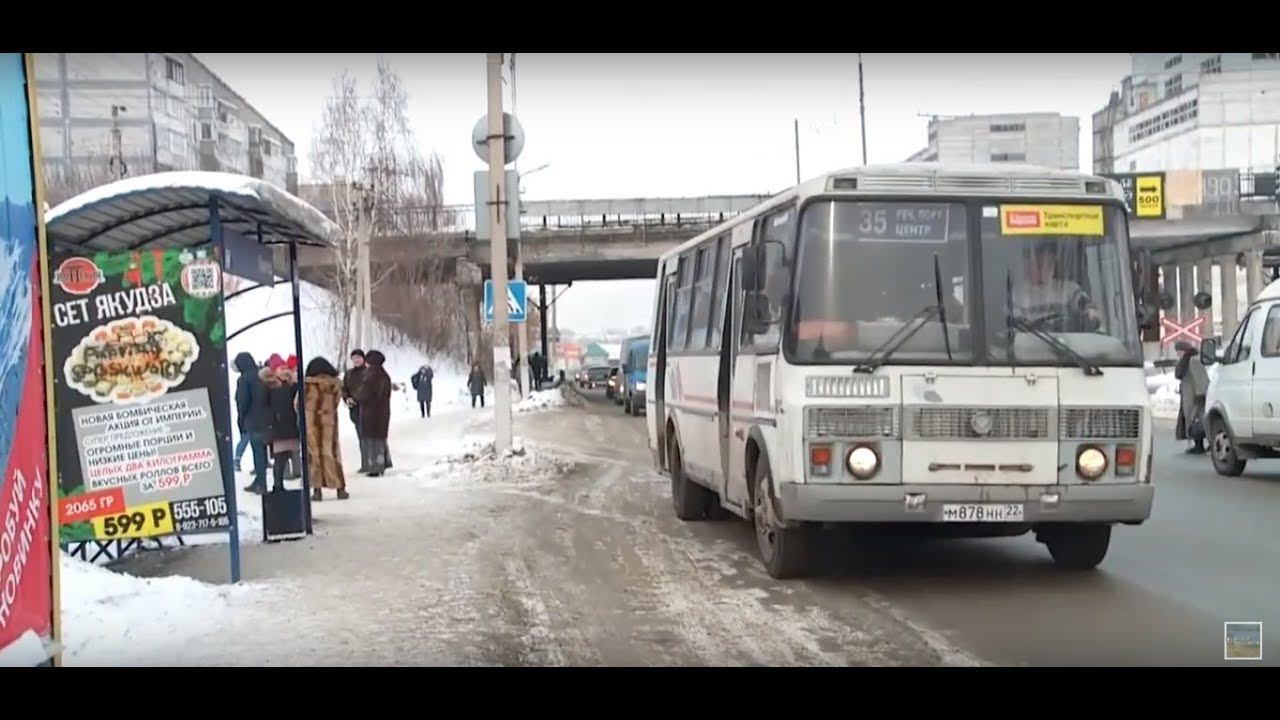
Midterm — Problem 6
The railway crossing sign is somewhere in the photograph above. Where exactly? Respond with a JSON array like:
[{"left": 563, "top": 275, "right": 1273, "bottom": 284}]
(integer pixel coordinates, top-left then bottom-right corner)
[
  {"left": 1160, "top": 315, "right": 1206, "bottom": 346},
  {"left": 484, "top": 279, "right": 527, "bottom": 324}
]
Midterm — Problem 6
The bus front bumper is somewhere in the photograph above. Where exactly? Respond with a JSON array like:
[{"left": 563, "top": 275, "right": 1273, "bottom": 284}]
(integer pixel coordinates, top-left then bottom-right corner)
[{"left": 776, "top": 482, "right": 1153, "bottom": 524}]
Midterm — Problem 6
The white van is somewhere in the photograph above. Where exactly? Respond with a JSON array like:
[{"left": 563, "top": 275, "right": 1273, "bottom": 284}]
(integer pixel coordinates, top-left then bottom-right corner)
[{"left": 1201, "top": 278, "right": 1280, "bottom": 476}]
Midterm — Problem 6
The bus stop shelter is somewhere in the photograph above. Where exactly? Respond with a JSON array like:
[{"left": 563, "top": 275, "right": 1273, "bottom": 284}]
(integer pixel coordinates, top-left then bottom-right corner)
[{"left": 44, "top": 171, "right": 339, "bottom": 580}]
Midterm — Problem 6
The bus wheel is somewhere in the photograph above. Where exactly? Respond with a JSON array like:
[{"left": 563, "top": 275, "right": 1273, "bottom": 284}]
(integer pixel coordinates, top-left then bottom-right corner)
[
  {"left": 670, "top": 434, "right": 712, "bottom": 521},
  {"left": 1042, "top": 523, "right": 1111, "bottom": 570},
  {"left": 752, "top": 460, "right": 815, "bottom": 579}
]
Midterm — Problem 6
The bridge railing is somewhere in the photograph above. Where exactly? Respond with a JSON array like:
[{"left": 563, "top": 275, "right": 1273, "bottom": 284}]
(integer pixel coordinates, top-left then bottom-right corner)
[{"left": 382, "top": 203, "right": 766, "bottom": 236}]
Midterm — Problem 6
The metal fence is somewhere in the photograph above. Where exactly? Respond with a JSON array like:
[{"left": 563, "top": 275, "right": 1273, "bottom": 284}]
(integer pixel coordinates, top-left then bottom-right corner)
[{"left": 382, "top": 197, "right": 768, "bottom": 236}]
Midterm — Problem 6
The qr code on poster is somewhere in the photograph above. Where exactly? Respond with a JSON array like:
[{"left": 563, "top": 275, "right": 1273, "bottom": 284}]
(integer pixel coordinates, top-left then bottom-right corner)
[{"left": 182, "top": 261, "right": 221, "bottom": 299}]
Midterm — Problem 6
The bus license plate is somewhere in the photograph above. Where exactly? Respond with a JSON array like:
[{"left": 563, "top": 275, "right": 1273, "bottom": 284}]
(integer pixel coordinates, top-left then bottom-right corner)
[{"left": 941, "top": 504, "right": 1024, "bottom": 522}]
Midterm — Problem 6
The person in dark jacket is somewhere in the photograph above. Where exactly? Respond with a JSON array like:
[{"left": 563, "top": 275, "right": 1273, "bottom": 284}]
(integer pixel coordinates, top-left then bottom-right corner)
[
  {"left": 234, "top": 351, "right": 272, "bottom": 493},
  {"left": 411, "top": 364, "right": 434, "bottom": 418},
  {"left": 260, "top": 358, "right": 301, "bottom": 493},
  {"left": 356, "top": 350, "right": 393, "bottom": 476},
  {"left": 1174, "top": 340, "right": 1209, "bottom": 454},
  {"left": 343, "top": 349, "right": 370, "bottom": 472},
  {"left": 467, "top": 363, "right": 487, "bottom": 408}
]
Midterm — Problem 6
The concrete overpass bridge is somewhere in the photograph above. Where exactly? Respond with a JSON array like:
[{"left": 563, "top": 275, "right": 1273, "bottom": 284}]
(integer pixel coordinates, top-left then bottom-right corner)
[{"left": 297, "top": 195, "right": 768, "bottom": 284}]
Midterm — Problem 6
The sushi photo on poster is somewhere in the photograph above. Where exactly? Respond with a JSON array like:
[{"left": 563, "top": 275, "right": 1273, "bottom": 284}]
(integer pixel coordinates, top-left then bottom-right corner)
[{"left": 0, "top": 53, "right": 55, "bottom": 666}]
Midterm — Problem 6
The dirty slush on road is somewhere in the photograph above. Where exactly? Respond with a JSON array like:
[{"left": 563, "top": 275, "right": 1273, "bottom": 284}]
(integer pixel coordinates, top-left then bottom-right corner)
[{"left": 113, "top": 397, "right": 979, "bottom": 667}]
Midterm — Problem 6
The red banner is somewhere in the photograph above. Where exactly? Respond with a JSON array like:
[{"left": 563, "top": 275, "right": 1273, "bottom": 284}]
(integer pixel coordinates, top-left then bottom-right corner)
[
  {"left": 0, "top": 255, "right": 52, "bottom": 653},
  {"left": 0, "top": 53, "right": 53, "bottom": 660}
]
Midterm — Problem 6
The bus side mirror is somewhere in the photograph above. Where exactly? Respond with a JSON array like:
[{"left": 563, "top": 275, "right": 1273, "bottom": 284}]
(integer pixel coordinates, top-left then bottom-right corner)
[
  {"left": 1200, "top": 337, "right": 1219, "bottom": 366},
  {"left": 741, "top": 245, "right": 760, "bottom": 291}
]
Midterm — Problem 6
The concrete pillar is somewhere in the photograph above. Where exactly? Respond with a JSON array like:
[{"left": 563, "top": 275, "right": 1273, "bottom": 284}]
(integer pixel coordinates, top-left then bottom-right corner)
[
  {"left": 1219, "top": 256, "right": 1239, "bottom": 342},
  {"left": 1178, "top": 263, "right": 1196, "bottom": 324},
  {"left": 463, "top": 285, "right": 482, "bottom": 365},
  {"left": 1245, "top": 249, "right": 1266, "bottom": 304},
  {"left": 549, "top": 285, "right": 559, "bottom": 374},
  {"left": 1195, "top": 258, "right": 1213, "bottom": 331}
]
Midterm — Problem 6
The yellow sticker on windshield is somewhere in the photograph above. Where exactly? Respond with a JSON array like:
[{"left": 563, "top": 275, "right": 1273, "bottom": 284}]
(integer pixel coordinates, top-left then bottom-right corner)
[{"left": 1000, "top": 205, "right": 1104, "bottom": 236}]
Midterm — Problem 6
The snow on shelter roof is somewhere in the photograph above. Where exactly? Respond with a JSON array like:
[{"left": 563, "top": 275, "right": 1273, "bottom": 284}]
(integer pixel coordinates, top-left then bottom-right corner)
[{"left": 44, "top": 171, "right": 339, "bottom": 252}]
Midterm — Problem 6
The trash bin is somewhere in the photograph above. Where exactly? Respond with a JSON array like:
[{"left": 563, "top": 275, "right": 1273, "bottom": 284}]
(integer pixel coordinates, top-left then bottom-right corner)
[{"left": 262, "top": 488, "right": 307, "bottom": 542}]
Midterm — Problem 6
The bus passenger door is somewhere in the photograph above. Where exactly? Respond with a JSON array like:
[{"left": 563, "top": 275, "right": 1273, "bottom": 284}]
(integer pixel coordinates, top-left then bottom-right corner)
[
  {"left": 725, "top": 248, "right": 752, "bottom": 510},
  {"left": 717, "top": 251, "right": 740, "bottom": 505},
  {"left": 654, "top": 272, "right": 676, "bottom": 471}
]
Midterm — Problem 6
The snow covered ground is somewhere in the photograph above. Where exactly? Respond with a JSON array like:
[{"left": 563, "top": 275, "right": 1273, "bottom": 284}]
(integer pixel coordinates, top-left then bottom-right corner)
[{"left": 60, "top": 551, "right": 267, "bottom": 665}]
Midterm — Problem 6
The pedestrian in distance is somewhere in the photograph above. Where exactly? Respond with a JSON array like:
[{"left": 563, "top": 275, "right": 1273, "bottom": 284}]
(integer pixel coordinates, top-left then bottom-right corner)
[
  {"left": 304, "top": 356, "right": 349, "bottom": 501},
  {"left": 343, "top": 349, "right": 370, "bottom": 473},
  {"left": 411, "top": 364, "right": 434, "bottom": 418},
  {"left": 263, "top": 355, "right": 301, "bottom": 493},
  {"left": 1174, "top": 340, "right": 1209, "bottom": 454},
  {"left": 467, "top": 362, "right": 487, "bottom": 408},
  {"left": 356, "top": 349, "right": 394, "bottom": 477},
  {"left": 234, "top": 351, "right": 272, "bottom": 493}
]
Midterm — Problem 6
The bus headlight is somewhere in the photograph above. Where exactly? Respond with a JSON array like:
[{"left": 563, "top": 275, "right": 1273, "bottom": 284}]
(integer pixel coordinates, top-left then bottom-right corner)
[
  {"left": 847, "top": 446, "right": 879, "bottom": 480},
  {"left": 636, "top": 382, "right": 646, "bottom": 392},
  {"left": 1076, "top": 446, "right": 1108, "bottom": 480}
]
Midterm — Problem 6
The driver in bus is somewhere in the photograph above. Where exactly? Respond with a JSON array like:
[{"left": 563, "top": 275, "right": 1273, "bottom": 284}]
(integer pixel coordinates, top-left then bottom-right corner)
[{"left": 1011, "top": 243, "right": 1102, "bottom": 331}]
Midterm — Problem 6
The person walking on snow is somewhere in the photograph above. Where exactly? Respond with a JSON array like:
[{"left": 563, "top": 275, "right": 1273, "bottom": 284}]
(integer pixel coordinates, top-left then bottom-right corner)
[
  {"left": 234, "top": 351, "right": 271, "bottom": 492},
  {"left": 343, "top": 349, "right": 370, "bottom": 473},
  {"left": 304, "top": 356, "right": 349, "bottom": 501},
  {"left": 467, "top": 362, "right": 487, "bottom": 408},
  {"left": 411, "top": 364, "right": 434, "bottom": 418},
  {"left": 356, "top": 349, "right": 393, "bottom": 476}
]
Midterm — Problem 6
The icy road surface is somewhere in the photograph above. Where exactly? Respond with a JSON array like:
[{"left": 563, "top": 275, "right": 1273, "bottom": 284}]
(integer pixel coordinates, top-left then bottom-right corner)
[{"left": 102, "top": 387, "right": 974, "bottom": 666}]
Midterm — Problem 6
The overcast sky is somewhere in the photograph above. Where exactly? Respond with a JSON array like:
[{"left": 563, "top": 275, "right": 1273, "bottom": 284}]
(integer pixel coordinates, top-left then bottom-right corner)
[{"left": 199, "top": 53, "right": 1133, "bottom": 336}]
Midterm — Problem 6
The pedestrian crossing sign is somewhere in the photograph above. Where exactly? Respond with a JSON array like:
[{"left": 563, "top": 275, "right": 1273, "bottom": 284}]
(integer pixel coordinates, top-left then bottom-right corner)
[{"left": 484, "top": 279, "right": 527, "bottom": 323}]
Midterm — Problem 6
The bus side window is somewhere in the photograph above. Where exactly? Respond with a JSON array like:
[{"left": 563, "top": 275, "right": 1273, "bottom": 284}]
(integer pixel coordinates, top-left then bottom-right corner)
[{"left": 743, "top": 207, "right": 795, "bottom": 352}]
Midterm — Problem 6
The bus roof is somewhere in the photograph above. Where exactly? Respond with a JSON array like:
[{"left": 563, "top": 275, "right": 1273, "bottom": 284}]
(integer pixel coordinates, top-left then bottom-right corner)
[{"left": 658, "top": 162, "right": 1127, "bottom": 264}]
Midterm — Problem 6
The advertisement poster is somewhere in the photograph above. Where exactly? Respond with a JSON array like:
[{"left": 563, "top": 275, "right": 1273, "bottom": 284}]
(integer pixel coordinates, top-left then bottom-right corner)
[
  {"left": 50, "top": 247, "right": 232, "bottom": 542},
  {"left": 0, "top": 53, "right": 54, "bottom": 661},
  {"left": 1000, "top": 205, "right": 1105, "bottom": 236}
]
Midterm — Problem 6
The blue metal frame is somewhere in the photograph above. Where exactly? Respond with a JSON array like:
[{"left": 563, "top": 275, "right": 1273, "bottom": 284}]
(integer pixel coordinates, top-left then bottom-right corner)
[{"left": 210, "top": 197, "right": 242, "bottom": 584}]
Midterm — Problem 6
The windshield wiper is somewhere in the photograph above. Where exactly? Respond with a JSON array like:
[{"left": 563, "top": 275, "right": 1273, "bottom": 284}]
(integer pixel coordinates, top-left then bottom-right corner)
[
  {"left": 1007, "top": 314, "right": 1103, "bottom": 376},
  {"left": 933, "top": 254, "right": 953, "bottom": 361},
  {"left": 854, "top": 304, "right": 940, "bottom": 374}
]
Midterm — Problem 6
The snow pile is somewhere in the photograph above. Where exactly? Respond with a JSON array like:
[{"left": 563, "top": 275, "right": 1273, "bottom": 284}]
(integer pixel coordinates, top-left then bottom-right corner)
[
  {"left": 1151, "top": 375, "right": 1181, "bottom": 420},
  {"left": 59, "top": 553, "right": 256, "bottom": 665},
  {"left": 425, "top": 443, "right": 577, "bottom": 487},
  {"left": 515, "top": 389, "right": 567, "bottom": 414}
]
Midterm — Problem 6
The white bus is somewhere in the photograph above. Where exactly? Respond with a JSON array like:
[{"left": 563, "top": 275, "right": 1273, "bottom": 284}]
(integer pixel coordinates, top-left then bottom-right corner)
[{"left": 646, "top": 163, "right": 1157, "bottom": 579}]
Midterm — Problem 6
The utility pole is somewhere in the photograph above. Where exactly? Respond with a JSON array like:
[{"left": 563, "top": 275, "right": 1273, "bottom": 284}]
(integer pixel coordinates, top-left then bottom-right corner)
[
  {"left": 350, "top": 178, "right": 373, "bottom": 350},
  {"left": 487, "top": 53, "right": 513, "bottom": 452},
  {"left": 109, "top": 105, "right": 128, "bottom": 180},
  {"left": 858, "top": 53, "right": 868, "bottom": 165}
]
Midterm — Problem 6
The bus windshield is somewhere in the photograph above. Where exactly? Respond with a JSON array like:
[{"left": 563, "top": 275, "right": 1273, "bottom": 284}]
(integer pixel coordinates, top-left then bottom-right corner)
[
  {"left": 790, "top": 200, "right": 973, "bottom": 364},
  {"left": 787, "top": 199, "right": 1141, "bottom": 367},
  {"left": 981, "top": 203, "right": 1141, "bottom": 366}
]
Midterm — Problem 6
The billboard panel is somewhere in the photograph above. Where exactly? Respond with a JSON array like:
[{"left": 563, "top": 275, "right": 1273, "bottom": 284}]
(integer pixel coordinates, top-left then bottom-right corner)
[{"left": 0, "top": 53, "right": 54, "bottom": 665}]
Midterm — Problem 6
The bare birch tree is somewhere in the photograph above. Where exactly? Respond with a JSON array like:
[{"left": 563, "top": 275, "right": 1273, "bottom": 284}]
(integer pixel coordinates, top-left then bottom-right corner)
[{"left": 310, "top": 59, "right": 465, "bottom": 363}]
